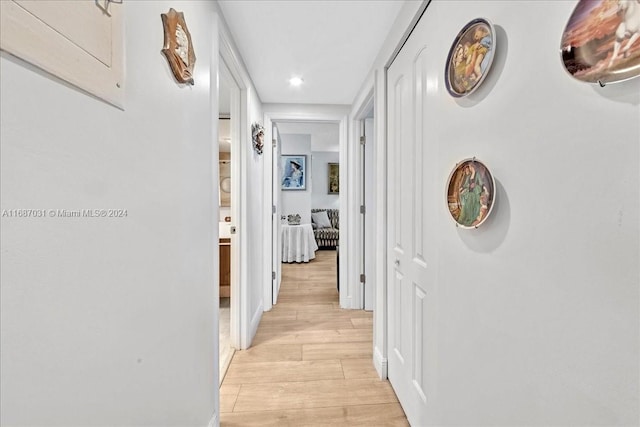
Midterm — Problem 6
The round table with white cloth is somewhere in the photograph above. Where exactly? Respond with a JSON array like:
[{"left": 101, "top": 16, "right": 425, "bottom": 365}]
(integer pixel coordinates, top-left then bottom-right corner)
[{"left": 281, "top": 223, "right": 318, "bottom": 263}]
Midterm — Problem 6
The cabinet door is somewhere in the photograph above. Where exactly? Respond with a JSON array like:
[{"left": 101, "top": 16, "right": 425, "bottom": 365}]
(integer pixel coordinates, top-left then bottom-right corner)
[
  {"left": 1, "top": 0, "right": 124, "bottom": 108},
  {"left": 219, "top": 240, "right": 231, "bottom": 297}
]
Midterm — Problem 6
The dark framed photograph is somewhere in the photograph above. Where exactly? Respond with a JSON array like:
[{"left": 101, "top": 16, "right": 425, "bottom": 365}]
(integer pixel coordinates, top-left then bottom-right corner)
[
  {"left": 281, "top": 155, "right": 307, "bottom": 190},
  {"left": 328, "top": 163, "right": 339, "bottom": 194}
]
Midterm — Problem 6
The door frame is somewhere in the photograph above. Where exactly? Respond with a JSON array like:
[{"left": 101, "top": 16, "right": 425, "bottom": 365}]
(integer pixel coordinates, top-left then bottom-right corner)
[
  {"left": 350, "top": 89, "right": 374, "bottom": 312},
  {"left": 219, "top": 25, "right": 251, "bottom": 350},
  {"left": 262, "top": 109, "right": 349, "bottom": 310},
  {"left": 271, "top": 123, "right": 282, "bottom": 305},
  {"left": 350, "top": 77, "right": 390, "bottom": 378}
]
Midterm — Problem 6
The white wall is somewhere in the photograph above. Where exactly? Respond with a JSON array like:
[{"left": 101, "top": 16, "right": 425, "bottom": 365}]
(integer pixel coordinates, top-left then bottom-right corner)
[
  {"left": 0, "top": 2, "right": 219, "bottom": 426},
  {"left": 311, "top": 151, "right": 340, "bottom": 209},
  {"left": 246, "top": 88, "right": 265, "bottom": 342},
  {"left": 280, "top": 134, "right": 312, "bottom": 224},
  {"left": 358, "top": 0, "right": 640, "bottom": 424}
]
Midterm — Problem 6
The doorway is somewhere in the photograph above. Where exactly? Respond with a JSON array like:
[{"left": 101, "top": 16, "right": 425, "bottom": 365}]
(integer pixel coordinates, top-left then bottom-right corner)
[
  {"left": 217, "top": 53, "right": 250, "bottom": 382},
  {"left": 217, "top": 60, "right": 234, "bottom": 383},
  {"left": 264, "top": 115, "right": 347, "bottom": 308},
  {"left": 275, "top": 121, "right": 340, "bottom": 289}
]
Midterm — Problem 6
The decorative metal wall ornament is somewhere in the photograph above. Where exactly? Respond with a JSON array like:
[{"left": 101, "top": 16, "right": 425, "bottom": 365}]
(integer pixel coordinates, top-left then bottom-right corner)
[
  {"left": 161, "top": 8, "right": 196, "bottom": 85},
  {"left": 251, "top": 123, "right": 265, "bottom": 155},
  {"left": 445, "top": 158, "right": 496, "bottom": 229},
  {"left": 445, "top": 18, "right": 496, "bottom": 97},
  {"left": 561, "top": 0, "right": 640, "bottom": 86}
]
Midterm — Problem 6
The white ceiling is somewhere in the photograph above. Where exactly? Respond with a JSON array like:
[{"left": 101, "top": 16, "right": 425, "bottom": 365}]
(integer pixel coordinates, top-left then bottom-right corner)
[{"left": 218, "top": 0, "right": 407, "bottom": 105}]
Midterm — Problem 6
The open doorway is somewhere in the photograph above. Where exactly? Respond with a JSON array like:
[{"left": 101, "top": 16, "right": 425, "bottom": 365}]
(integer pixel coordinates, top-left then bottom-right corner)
[
  {"left": 218, "top": 62, "right": 234, "bottom": 383},
  {"left": 217, "top": 53, "right": 249, "bottom": 382},
  {"left": 271, "top": 121, "right": 341, "bottom": 302},
  {"left": 263, "top": 110, "right": 349, "bottom": 310}
]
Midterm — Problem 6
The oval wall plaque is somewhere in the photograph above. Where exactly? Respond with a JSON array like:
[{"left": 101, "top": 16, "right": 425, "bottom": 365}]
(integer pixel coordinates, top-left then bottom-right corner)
[
  {"left": 445, "top": 18, "right": 496, "bottom": 97},
  {"left": 446, "top": 158, "right": 496, "bottom": 229},
  {"left": 561, "top": 0, "right": 640, "bottom": 84}
]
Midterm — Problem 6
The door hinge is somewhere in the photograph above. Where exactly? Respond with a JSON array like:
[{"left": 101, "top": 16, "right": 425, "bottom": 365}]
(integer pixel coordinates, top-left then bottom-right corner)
[
  {"left": 360, "top": 274, "right": 366, "bottom": 283},
  {"left": 272, "top": 205, "right": 276, "bottom": 214},
  {"left": 272, "top": 271, "right": 276, "bottom": 280},
  {"left": 272, "top": 139, "right": 277, "bottom": 148},
  {"left": 360, "top": 136, "right": 366, "bottom": 145},
  {"left": 360, "top": 205, "right": 366, "bottom": 214}
]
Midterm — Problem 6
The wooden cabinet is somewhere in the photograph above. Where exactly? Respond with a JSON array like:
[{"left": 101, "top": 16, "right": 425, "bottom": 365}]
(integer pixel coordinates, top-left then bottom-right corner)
[{"left": 219, "top": 238, "right": 231, "bottom": 297}]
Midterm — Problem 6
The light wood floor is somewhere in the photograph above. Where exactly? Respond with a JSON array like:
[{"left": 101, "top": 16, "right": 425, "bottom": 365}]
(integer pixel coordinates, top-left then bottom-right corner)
[{"left": 220, "top": 250, "right": 408, "bottom": 426}]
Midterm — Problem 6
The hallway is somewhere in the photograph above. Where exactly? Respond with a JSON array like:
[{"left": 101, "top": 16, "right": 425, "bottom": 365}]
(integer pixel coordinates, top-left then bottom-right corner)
[{"left": 219, "top": 250, "right": 408, "bottom": 426}]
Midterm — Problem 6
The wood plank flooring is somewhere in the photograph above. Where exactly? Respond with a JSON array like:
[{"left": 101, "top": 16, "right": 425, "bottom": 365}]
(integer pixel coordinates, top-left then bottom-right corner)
[{"left": 220, "top": 249, "right": 408, "bottom": 426}]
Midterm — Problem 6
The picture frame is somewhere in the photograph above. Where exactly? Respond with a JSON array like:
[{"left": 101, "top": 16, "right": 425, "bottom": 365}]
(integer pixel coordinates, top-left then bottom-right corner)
[
  {"left": 445, "top": 158, "right": 496, "bottom": 229},
  {"left": 328, "top": 163, "right": 339, "bottom": 194},
  {"left": 444, "top": 18, "right": 496, "bottom": 98},
  {"left": 281, "top": 155, "right": 307, "bottom": 191}
]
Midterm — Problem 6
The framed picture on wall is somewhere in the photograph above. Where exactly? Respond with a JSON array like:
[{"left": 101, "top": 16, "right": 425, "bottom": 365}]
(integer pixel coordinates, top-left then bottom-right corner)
[
  {"left": 328, "top": 163, "right": 339, "bottom": 194},
  {"left": 281, "top": 155, "right": 307, "bottom": 190}
]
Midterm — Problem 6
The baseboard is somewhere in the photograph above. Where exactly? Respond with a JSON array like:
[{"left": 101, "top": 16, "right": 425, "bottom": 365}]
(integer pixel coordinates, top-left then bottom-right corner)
[
  {"left": 374, "top": 346, "right": 388, "bottom": 380},
  {"left": 248, "top": 301, "right": 263, "bottom": 346},
  {"left": 339, "top": 296, "right": 352, "bottom": 309},
  {"left": 208, "top": 411, "right": 219, "bottom": 427}
]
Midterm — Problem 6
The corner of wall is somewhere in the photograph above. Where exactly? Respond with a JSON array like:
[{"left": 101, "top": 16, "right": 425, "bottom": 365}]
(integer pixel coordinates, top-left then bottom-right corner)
[
  {"left": 208, "top": 411, "right": 219, "bottom": 427},
  {"left": 245, "top": 300, "right": 263, "bottom": 349},
  {"left": 374, "top": 346, "right": 388, "bottom": 380}
]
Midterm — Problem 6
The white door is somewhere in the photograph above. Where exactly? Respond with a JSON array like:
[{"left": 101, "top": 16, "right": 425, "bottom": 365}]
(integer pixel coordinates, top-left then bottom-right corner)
[
  {"left": 386, "top": 23, "right": 437, "bottom": 426},
  {"left": 271, "top": 124, "right": 282, "bottom": 304},
  {"left": 363, "top": 118, "right": 375, "bottom": 310}
]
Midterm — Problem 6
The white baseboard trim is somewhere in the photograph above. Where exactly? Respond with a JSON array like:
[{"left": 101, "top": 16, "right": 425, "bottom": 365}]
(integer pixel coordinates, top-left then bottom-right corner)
[
  {"left": 208, "top": 411, "right": 219, "bottom": 427},
  {"left": 340, "top": 296, "right": 352, "bottom": 309},
  {"left": 249, "top": 301, "right": 263, "bottom": 346},
  {"left": 374, "top": 346, "right": 388, "bottom": 380}
]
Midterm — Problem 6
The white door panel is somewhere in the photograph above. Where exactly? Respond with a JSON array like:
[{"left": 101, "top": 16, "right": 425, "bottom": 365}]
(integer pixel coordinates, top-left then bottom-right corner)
[{"left": 387, "top": 28, "right": 437, "bottom": 425}]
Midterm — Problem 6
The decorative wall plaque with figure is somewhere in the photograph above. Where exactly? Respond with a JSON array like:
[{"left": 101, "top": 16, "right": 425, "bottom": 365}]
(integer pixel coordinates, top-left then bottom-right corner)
[
  {"left": 252, "top": 123, "right": 265, "bottom": 155},
  {"left": 446, "top": 158, "right": 496, "bottom": 229},
  {"left": 161, "top": 8, "right": 196, "bottom": 85},
  {"left": 445, "top": 18, "right": 496, "bottom": 97},
  {"left": 561, "top": 0, "right": 640, "bottom": 85}
]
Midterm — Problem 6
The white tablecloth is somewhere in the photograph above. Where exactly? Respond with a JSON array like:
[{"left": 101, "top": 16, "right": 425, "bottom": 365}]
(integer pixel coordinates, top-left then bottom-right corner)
[{"left": 281, "top": 223, "right": 318, "bottom": 263}]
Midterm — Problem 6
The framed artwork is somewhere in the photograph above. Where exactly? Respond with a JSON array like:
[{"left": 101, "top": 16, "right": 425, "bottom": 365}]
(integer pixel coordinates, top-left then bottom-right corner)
[
  {"left": 328, "top": 163, "right": 339, "bottom": 194},
  {"left": 446, "top": 158, "right": 496, "bottom": 229},
  {"left": 561, "top": 0, "right": 640, "bottom": 85},
  {"left": 445, "top": 18, "right": 496, "bottom": 97},
  {"left": 281, "top": 155, "right": 307, "bottom": 190},
  {"left": 161, "top": 8, "right": 196, "bottom": 85}
]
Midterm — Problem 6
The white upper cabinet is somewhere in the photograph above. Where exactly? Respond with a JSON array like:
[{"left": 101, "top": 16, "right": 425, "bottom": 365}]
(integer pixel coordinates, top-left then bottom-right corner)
[{"left": 1, "top": 0, "right": 124, "bottom": 108}]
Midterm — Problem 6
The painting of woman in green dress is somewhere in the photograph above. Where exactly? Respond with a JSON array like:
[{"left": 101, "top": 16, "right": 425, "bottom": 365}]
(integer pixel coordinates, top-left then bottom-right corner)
[{"left": 446, "top": 159, "right": 495, "bottom": 228}]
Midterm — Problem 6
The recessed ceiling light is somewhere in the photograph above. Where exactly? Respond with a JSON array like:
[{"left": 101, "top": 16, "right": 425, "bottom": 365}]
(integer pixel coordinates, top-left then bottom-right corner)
[{"left": 289, "top": 77, "right": 304, "bottom": 86}]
